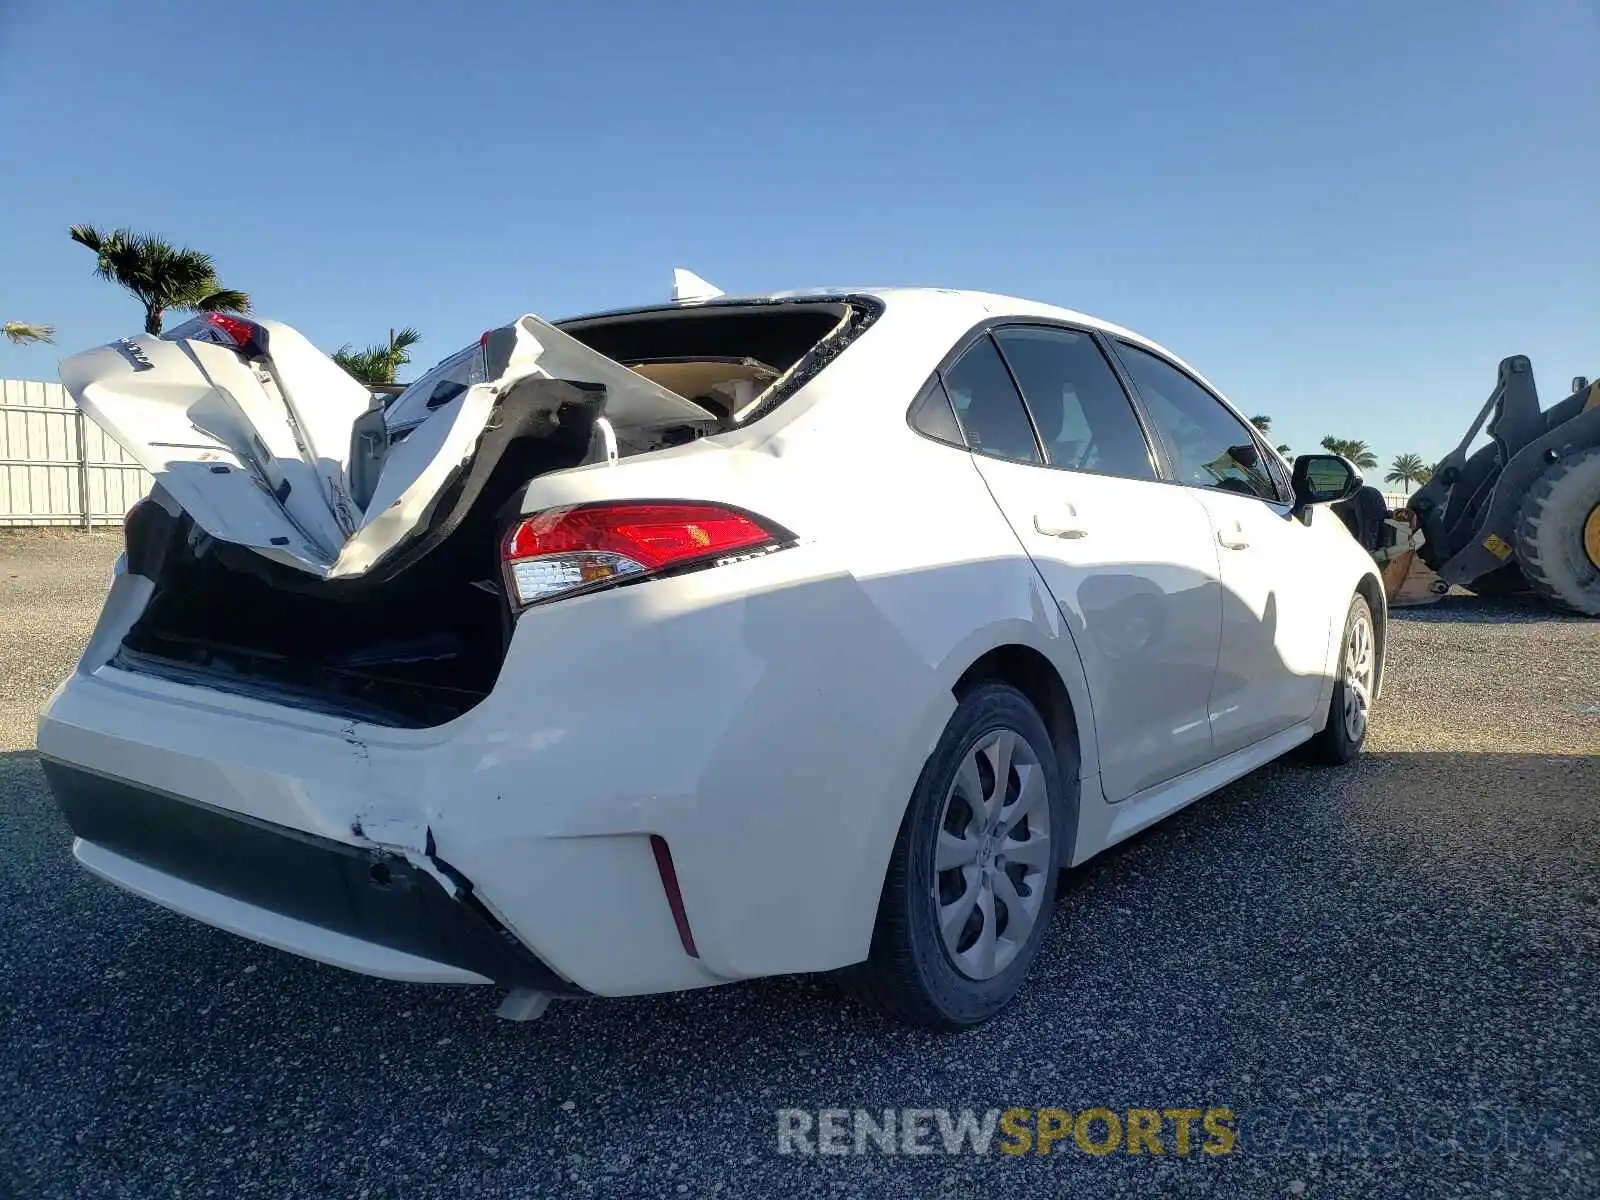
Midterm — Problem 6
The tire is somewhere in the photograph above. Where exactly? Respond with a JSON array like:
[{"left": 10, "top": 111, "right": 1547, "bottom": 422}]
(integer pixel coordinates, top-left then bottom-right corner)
[
  {"left": 1305, "top": 594, "right": 1376, "bottom": 765},
  {"left": 1515, "top": 449, "right": 1600, "bottom": 617},
  {"left": 838, "top": 683, "right": 1073, "bottom": 1029}
]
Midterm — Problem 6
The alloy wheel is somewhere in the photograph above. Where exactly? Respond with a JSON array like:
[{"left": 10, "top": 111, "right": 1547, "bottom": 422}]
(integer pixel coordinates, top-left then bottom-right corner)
[
  {"left": 1342, "top": 613, "right": 1375, "bottom": 743},
  {"left": 930, "top": 729, "right": 1051, "bottom": 980}
]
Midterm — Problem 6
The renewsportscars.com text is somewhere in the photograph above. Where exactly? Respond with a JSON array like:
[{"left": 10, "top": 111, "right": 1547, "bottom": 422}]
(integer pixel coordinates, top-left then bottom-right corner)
[{"left": 776, "top": 1106, "right": 1563, "bottom": 1158}]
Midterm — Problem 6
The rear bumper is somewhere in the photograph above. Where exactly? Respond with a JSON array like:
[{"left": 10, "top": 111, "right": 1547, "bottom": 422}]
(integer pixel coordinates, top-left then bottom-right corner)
[
  {"left": 44, "top": 759, "right": 578, "bottom": 992},
  {"left": 39, "top": 539, "right": 959, "bottom": 997}
]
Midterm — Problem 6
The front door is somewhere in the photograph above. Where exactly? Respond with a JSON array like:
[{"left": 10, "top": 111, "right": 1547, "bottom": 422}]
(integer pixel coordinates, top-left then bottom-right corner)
[{"left": 1109, "top": 340, "right": 1330, "bottom": 756}]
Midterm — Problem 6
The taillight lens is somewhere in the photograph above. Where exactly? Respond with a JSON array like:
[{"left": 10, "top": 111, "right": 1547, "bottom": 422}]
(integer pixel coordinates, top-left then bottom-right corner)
[
  {"left": 203, "top": 313, "right": 259, "bottom": 348},
  {"left": 165, "top": 312, "right": 264, "bottom": 356},
  {"left": 501, "top": 501, "right": 787, "bottom": 608}
]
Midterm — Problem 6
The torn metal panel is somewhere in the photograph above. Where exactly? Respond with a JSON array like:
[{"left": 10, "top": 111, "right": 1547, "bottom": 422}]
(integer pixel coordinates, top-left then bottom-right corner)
[
  {"left": 731, "top": 299, "right": 882, "bottom": 425},
  {"left": 60, "top": 313, "right": 719, "bottom": 582}
]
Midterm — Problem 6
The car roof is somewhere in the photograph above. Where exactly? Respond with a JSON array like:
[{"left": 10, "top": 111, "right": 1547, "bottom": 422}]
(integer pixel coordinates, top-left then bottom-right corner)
[
  {"left": 562, "top": 286, "right": 1135, "bottom": 334},
  {"left": 557, "top": 287, "right": 1223, "bottom": 405}
]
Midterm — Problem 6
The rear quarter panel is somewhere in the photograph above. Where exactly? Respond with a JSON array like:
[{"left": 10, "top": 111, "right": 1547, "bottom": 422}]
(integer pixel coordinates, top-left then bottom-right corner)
[{"left": 484, "top": 303, "right": 1100, "bottom": 979}]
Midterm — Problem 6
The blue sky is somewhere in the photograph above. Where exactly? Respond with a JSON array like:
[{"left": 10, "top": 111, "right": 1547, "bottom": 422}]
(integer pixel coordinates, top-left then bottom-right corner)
[{"left": 1, "top": 0, "right": 1594, "bottom": 472}]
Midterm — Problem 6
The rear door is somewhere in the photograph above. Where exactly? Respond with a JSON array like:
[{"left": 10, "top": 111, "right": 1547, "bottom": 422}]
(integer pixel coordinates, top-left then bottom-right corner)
[
  {"left": 924, "top": 324, "right": 1223, "bottom": 802},
  {"left": 1109, "top": 340, "right": 1332, "bottom": 756}
]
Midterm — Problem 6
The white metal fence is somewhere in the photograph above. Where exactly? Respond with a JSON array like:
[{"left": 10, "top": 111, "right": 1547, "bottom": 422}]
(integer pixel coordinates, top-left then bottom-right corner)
[{"left": 0, "top": 379, "right": 152, "bottom": 527}]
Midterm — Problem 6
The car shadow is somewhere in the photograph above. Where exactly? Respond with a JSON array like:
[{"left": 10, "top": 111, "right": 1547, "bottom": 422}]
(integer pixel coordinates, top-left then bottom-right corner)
[
  {"left": 4, "top": 740, "right": 1597, "bottom": 1195},
  {"left": 1391, "top": 593, "right": 1588, "bottom": 624}
]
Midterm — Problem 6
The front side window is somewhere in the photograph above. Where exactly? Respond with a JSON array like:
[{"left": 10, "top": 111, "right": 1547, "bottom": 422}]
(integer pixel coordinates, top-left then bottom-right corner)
[
  {"left": 993, "top": 326, "right": 1156, "bottom": 481},
  {"left": 940, "top": 335, "right": 1041, "bottom": 465},
  {"left": 1114, "top": 341, "right": 1280, "bottom": 501}
]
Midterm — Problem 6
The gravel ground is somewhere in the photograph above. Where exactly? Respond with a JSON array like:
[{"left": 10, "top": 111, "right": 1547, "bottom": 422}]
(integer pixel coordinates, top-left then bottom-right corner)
[
  {"left": 0, "top": 530, "right": 120, "bottom": 753},
  {"left": 1, "top": 531, "right": 1596, "bottom": 1198}
]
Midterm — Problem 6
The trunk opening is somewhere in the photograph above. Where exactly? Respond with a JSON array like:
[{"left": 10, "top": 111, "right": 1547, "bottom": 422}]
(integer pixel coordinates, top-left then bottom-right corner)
[
  {"left": 115, "top": 377, "right": 610, "bottom": 728},
  {"left": 117, "top": 556, "right": 510, "bottom": 728}
]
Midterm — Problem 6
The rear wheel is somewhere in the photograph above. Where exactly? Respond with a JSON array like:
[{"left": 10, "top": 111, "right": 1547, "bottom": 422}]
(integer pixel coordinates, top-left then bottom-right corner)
[
  {"left": 1306, "top": 594, "right": 1376, "bottom": 765},
  {"left": 839, "top": 684, "right": 1071, "bottom": 1029},
  {"left": 1515, "top": 449, "right": 1600, "bottom": 616}
]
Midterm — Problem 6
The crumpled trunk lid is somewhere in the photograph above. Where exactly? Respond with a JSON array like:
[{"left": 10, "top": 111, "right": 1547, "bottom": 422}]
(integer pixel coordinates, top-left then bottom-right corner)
[{"left": 60, "top": 314, "right": 717, "bottom": 580}]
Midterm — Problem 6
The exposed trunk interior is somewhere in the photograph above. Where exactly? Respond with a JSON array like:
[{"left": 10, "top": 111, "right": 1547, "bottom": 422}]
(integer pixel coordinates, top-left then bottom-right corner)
[
  {"left": 111, "top": 298, "right": 879, "bottom": 728},
  {"left": 119, "top": 543, "right": 512, "bottom": 729}
]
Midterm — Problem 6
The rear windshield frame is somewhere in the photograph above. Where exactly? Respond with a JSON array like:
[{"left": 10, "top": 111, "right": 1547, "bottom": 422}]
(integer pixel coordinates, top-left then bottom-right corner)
[{"left": 556, "top": 294, "right": 884, "bottom": 427}]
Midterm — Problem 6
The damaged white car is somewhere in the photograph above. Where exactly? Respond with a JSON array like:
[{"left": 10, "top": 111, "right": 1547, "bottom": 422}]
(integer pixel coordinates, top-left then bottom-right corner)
[{"left": 39, "top": 285, "right": 1384, "bottom": 1028}]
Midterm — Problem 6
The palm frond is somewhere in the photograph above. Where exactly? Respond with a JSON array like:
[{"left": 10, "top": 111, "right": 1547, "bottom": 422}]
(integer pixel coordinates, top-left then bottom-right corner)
[
  {"left": 331, "top": 327, "right": 423, "bottom": 385},
  {"left": 3, "top": 321, "right": 55, "bottom": 345},
  {"left": 1319, "top": 436, "right": 1378, "bottom": 470},
  {"left": 1386, "top": 453, "right": 1427, "bottom": 486},
  {"left": 193, "top": 288, "right": 252, "bottom": 314},
  {"left": 68, "top": 223, "right": 105, "bottom": 252},
  {"left": 333, "top": 344, "right": 393, "bottom": 385},
  {"left": 71, "top": 223, "right": 250, "bottom": 325}
]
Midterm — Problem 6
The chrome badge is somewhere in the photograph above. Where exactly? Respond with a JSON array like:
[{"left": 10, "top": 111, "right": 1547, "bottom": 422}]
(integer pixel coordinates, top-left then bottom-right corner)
[{"left": 113, "top": 337, "right": 154, "bottom": 371}]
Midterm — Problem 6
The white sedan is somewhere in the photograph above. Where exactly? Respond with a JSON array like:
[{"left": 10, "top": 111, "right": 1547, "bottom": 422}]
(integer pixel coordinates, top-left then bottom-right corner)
[{"left": 39, "top": 286, "right": 1383, "bottom": 1028}]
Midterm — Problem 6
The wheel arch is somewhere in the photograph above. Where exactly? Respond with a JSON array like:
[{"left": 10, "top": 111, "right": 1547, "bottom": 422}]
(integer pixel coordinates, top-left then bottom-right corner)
[
  {"left": 952, "top": 643, "right": 1085, "bottom": 791},
  {"left": 930, "top": 610, "right": 1099, "bottom": 786},
  {"left": 848, "top": 622, "right": 1098, "bottom": 966}
]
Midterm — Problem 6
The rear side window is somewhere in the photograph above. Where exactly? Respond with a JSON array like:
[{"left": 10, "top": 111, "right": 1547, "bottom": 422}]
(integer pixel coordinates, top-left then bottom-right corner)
[
  {"left": 940, "top": 336, "right": 1041, "bottom": 465},
  {"left": 1114, "top": 342, "right": 1281, "bottom": 501},
  {"left": 993, "top": 326, "right": 1155, "bottom": 481},
  {"left": 908, "top": 377, "right": 965, "bottom": 446}
]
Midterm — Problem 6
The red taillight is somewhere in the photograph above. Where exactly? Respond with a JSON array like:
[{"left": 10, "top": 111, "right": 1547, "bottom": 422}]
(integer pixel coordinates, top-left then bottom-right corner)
[
  {"left": 501, "top": 501, "right": 786, "bottom": 608},
  {"left": 203, "top": 312, "right": 260, "bottom": 351}
]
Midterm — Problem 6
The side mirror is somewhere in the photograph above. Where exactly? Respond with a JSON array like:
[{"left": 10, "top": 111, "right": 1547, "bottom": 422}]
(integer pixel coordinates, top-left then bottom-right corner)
[{"left": 1291, "top": 453, "right": 1362, "bottom": 513}]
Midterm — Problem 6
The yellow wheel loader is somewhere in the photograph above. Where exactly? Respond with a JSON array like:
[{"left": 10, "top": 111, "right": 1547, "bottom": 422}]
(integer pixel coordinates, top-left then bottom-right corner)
[{"left": 1344, "top": 360, "right": 1600, "bottom": 614}]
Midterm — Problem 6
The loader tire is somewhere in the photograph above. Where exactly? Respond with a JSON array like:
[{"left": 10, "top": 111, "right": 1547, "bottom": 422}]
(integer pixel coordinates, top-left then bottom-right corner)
[{"left": 1515, "top": 449, "right": 1600, "bottom": 617}]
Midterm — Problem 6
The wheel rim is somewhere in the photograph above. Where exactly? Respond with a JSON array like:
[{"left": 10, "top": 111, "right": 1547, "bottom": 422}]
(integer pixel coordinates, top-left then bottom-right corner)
[
  {"left": 931, "top": 728, "right": 1051, "bottom": 981},
  {"left": 1583, "top": 503, "right": 1600, "bottom": 570},
  {"left": 1342, "top": 613, "right": 1375, "bottom": 743}
]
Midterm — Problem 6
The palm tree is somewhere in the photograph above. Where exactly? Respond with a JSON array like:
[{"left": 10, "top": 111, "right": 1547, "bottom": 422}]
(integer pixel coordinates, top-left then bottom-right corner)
[
  {"left": 68, "top": 225, "right": 251, "bottom": 336},
  {"left": 332, "top": 327, "right": 422, "bottom": 387},
  {"left": 1319, "top": 436, "right": 1378, "bottom": 470},
  {"left": 3, "top": 321, "right": 54, "bottom": 345},
  {"left": 1386, "top": 453, "right": 1429, "bottom": 490}
]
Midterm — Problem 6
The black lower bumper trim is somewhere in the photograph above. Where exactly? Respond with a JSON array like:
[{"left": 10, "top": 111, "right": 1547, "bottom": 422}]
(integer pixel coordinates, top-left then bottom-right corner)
[{"left": 42, "top": 759, "right": 580, "bottom": 994}]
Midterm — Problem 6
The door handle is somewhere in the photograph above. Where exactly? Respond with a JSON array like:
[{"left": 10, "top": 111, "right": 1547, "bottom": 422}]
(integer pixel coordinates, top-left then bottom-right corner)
[
  {"left": 1034, "top": 505, "right": 1088, "bottom": 539},
  {"left": 1217, "top": 522, "right": 1250, "bottom": 550}
]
